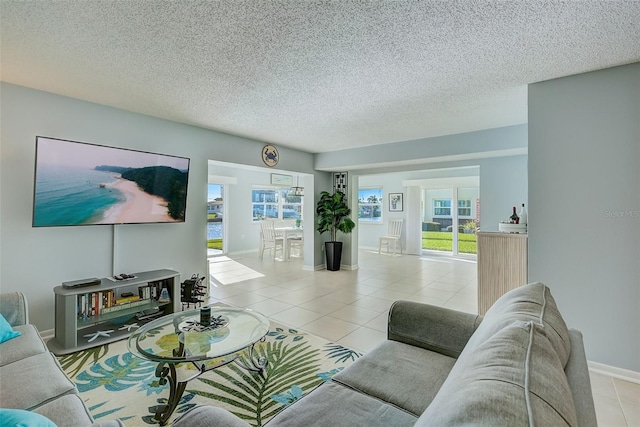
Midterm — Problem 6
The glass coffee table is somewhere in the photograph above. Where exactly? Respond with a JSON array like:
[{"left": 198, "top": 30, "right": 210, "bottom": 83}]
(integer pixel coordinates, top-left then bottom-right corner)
[{"left": 128, "top": 306, "right": 270, "bottom": 425}]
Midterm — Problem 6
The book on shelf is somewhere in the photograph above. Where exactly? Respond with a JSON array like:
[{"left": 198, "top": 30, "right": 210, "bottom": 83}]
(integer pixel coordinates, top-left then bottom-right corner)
[
  {"left": 77, "top": 289, "right": 152, "bottom": 318},
  {"left": 101, "top": 299, "right": 147, "bottom": 314},
  {"left": 77, "top": 289, "right": 116, "bottom": 318},
  {"left": 116, "top": 295, "right": 142, "bottom": 304}
]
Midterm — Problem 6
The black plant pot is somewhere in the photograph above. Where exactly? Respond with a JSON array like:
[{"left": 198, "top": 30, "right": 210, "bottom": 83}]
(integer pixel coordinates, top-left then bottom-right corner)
[{"left": 325, "top": 241, "right": 343, "bottom": 271}]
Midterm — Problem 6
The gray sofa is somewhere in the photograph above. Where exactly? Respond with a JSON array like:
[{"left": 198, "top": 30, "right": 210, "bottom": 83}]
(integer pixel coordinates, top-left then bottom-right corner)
[
  {"left": 0, "top": 292, "right": 123, "bottom": 427},
  {"left": 173, "top": 282, "right": 597, "bottom": 426}
]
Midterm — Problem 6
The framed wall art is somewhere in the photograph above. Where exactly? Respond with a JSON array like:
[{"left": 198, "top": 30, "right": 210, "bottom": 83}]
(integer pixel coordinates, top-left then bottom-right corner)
[
  {"left": 333, "top": 172, "right": 348, "bottom": 195},
  {"left": 389, "top": 193, "right": 403, "bottom": 212},
  {"left": 270, "top": 173, "right": 292, "bottom": 186},
  {"left": 262, "top": 144, "right": 279, "bottom": 167}
]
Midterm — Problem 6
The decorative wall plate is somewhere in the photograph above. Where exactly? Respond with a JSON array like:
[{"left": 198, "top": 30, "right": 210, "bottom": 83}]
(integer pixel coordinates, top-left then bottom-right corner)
[{"left": 262, "top": 144, "right": 279, "bottom": 167}]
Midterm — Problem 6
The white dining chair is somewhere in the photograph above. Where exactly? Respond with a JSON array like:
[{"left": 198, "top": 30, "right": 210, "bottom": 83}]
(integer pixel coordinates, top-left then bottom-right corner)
[
  {"left": 287, "top": 232, "right": 304, "bottom": 258},
  {"left": 379, "top": 218, "right": 404, "bottom": 255},
  {"left": 259, "top": 220, "right": 284, "bottom": 260}
]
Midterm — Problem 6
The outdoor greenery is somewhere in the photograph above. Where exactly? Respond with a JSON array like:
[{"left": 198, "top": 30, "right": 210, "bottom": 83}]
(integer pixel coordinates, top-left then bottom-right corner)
[
  {"left": 423, "top": 222, "right": 441, "bottom": 231},
  {"left": 207, "top": 239, "right": 222, "bottom": 250},
  {"left": 358, "top": 193, "right": 382, "bottom": 220},
  {"left": 422, "top": 231, "right": 477, "bottom": 254},
  {"left": 462, "top": 219, "right": 479, "bottom": 233}
]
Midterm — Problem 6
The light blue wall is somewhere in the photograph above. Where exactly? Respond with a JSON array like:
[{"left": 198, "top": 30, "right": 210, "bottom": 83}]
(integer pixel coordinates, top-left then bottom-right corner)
[
  {"left": 529, "top": 63, "right": 640, "bottom": 372},
  {"left": 0, "top": 83, "right": 318, "bottom": 331}
]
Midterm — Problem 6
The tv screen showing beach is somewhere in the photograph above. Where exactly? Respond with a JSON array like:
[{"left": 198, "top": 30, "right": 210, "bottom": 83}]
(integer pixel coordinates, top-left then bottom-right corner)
[{"left": 33, "top": 137, "right": 190, "bottom": 227}]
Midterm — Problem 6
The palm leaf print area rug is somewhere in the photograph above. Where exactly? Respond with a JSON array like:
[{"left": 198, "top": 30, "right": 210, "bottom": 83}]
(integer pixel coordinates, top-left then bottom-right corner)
[{"left": 58, "top": 323, "right": 362, "bottom": 426}]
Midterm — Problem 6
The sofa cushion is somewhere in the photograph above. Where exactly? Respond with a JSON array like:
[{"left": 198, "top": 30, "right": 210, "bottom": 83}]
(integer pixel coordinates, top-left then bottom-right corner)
[
  {"left": 0, "top": 324, "right": 47, "bottom": 366},
  {"left": 468, "top": 282, "right": 571, "bottom": 367},
  {"left": 332, "top": 340, "right": 456, "bottom": 416},
  {"left": 418, "top": 321, "right": 578, "bottom": 426},
  {"left": 0, "top": 408, "right": 57, "bottom": 427},
  {"left": 0, "top": 313, "right": 21, "bottom": 344},
  {"left": 0, "top": 292, "right": 28, "bottom": 327},
  {"left": 31, "top": 394, "right": 94, "bottom": 426},
  {"left": 173, "top": 406, "right": 251, "bottom": 427},
  {"left": 0, "top": 351, "right": 77, "bottom": 410},
  {"left": 266, "top": 381, "right": 418, "bottom": 427}
]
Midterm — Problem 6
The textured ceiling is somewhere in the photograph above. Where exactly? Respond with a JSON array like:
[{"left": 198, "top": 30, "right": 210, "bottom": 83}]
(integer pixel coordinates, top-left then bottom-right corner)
[{"left": 1, "top": 1, "right": 639, "bottom": 153}]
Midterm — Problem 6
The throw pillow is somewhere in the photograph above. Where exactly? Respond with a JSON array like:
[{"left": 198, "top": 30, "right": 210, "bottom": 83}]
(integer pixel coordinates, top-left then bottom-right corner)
[
  {"left": 0, "top": 313, "right": 21, "bottom": 343},
  {"left": 469, "top": 282, "right": 571, "bottom": 367},
  {"left": 0, "top": 408, "right": 57, "bottom": 427},
  {"left": 417, "top": 321, "right": 578, "bottom": 426}
]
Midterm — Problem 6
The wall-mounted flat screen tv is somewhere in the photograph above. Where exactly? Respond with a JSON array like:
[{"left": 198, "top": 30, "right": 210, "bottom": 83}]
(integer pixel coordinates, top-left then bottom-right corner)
[{"left": 33, "top": 136, "right": 190, "bottom": 227}]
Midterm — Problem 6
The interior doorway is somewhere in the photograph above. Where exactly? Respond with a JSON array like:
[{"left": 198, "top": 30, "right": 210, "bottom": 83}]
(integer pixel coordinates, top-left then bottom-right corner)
[{"left": 207, "top": 183, "right": 225, "bottom": 257}]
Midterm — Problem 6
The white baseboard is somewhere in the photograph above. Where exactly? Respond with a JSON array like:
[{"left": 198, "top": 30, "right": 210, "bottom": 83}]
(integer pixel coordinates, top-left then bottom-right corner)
[
  {"left": 40, "top": 328, "right": 54, "bottom": 341},
  {"left": 588, "top": 361, "right": 640, "bottom": 384},
  {"left": 311, "top": 263, "right": 360, "bottom": 271},
  {"left": 225, "top": 249, "right": 259, "bottom": 257}
]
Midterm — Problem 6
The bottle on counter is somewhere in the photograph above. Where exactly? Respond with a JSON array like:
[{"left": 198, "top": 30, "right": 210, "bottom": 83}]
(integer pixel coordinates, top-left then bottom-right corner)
[
  {"left": 519, "top": 203, "right": 527, "bottom": 225},
  {"left": 510, "top": 206, "right": 520, "bottom": 224}
]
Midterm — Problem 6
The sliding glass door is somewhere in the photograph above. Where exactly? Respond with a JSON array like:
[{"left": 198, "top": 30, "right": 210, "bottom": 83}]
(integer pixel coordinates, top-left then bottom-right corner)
[
  {"left": 207, "top": 184, "right": 225, "bottom": 257},
  {"left": 422, "top": 187, "right": 479, "bottom": 256}
]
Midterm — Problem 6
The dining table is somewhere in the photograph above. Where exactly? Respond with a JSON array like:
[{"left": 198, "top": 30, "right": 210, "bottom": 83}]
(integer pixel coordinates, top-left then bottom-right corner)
[{"left": 274, "top": 226, "right": 303, "bottom": 261}]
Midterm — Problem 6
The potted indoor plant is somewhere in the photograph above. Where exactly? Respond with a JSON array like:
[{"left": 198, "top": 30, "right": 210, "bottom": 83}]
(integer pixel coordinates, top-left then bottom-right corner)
[{"left": 316, "top": 190, "right": 356, "bottom": 271}]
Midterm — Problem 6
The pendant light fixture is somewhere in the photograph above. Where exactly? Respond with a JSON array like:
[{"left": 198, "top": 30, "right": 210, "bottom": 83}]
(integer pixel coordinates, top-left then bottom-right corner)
[{"left": 290, "top": 175, "right": 304, "bottom": 196}]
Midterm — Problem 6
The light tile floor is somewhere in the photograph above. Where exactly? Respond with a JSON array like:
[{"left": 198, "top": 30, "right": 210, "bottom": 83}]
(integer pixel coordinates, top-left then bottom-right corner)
[{"left": 207, "top": 249, "right": 639, "bottom": 426}]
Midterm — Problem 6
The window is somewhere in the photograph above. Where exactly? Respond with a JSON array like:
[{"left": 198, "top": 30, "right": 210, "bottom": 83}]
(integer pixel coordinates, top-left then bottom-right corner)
[
  {"left": 358, "top": 188, "right": 383, "bottom": 222},
  {"left": 434, "top": 199, "right": 472, "bottom": 217},
  {"left": 458, "top": 200, "right": 472, "bottom": 217},
  {"left": 281, "top": 189, "right": 303, "bottom": 220},
  {"left": 433, "top": 199, "right": 451, "bottom": 216},
  {"left": 252, "top": 188, "right": 302, "bottom": 221}
]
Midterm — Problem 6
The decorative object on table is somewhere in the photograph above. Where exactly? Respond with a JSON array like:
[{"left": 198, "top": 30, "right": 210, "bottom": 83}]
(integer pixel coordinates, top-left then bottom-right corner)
[
  {"left": 200, "top": 306, "right": 211, "bottom": 326},
  {"left": 333, "top": 172, "right": 348, "bottom": 195},
  {"left": 178, "top": 315, "right": 229, "bottom": 332},
  {"left": 509, "top": 206, "right": 520, "bottom": 224},
  {"left": 499, "top": 204, "right": 527, "bottom": 233},
  {"left": 316, "top": 191, "right": 356, "bottom": 271},
  {"left": 518, "top": 203, "right": 527, "bottom": 225},
  {"left": 262, "top": 144, "right": 279, "bottom": 167},
  {"left": 270, "top": 173, "right": 292, "bottom": 186},
  {"left": 389, "top": 193, "right": 403, "bottom": 212}
]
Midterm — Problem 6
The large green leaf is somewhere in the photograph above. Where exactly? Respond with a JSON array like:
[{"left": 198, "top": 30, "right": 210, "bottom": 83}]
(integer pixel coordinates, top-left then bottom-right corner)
[
  {"left": 58, "top": 344, "right": 110, "bottom": 378},
  {"left": 189, "top": 340, "right": 323, "bottom": 426}
]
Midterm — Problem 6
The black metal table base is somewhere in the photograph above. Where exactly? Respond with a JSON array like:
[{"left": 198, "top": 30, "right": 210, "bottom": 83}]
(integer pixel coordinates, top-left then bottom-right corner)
[{"left": 153, "top": 341, "right": 267, "bottom": 425}]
